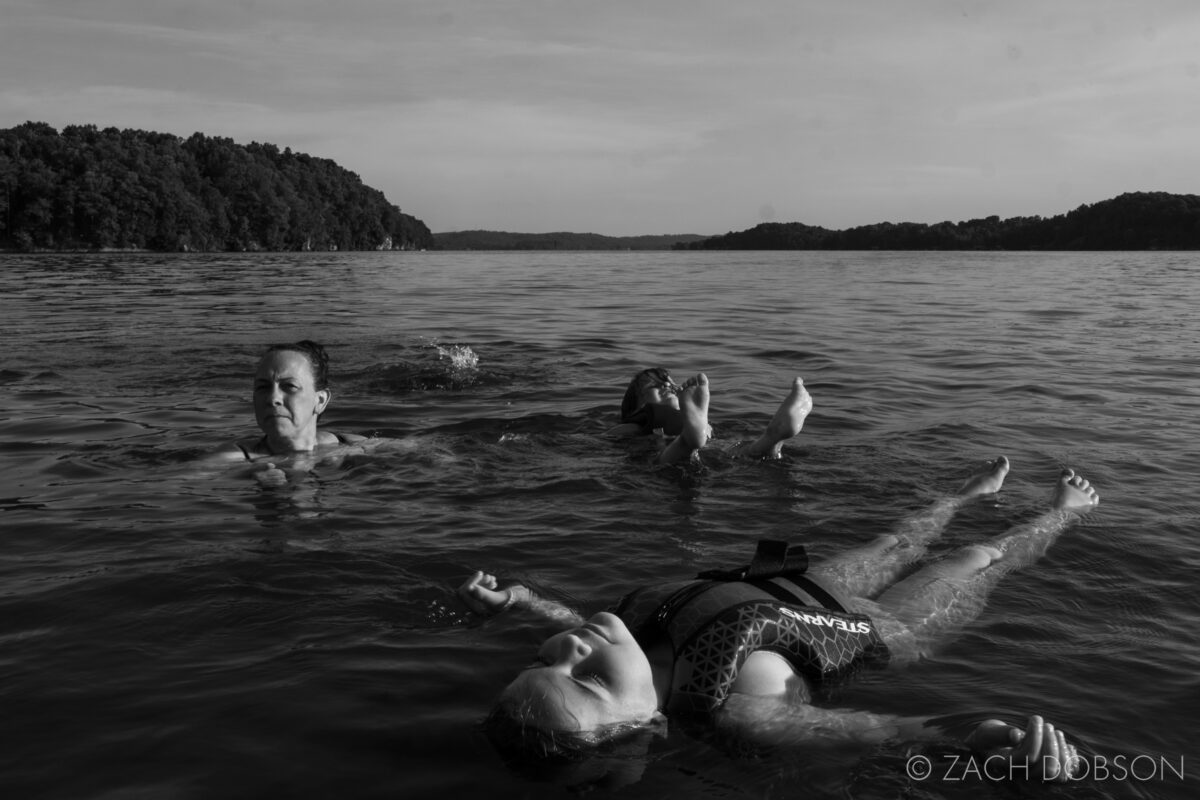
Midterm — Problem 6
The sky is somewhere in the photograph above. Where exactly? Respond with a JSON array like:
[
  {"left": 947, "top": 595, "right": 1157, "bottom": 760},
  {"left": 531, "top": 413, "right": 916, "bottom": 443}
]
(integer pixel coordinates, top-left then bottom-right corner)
[{"left": 3, "top": 1, "right": 1199, "bottom": 236}]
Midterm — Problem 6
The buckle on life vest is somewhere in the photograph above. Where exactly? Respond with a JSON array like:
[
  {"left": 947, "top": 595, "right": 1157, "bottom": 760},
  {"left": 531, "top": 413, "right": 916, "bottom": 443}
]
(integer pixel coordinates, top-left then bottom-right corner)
[{"left": 696, "top": 539, "right": 808, "bottom": 581}]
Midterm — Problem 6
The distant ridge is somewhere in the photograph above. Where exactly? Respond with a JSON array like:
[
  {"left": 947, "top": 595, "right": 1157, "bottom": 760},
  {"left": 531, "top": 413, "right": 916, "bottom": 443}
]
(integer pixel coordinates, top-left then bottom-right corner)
[
  {"left": 6, "top": 122, "right": 1194, "bottom": 254},
  {"left": 678, "top": 192, "right": 1200, "bottom": 251},
  {"left": 433, "top": 230, "right": 708, "bottom": 251}
]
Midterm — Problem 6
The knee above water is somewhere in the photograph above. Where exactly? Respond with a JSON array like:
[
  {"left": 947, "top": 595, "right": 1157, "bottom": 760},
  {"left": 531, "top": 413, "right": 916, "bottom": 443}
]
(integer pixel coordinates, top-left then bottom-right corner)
[{"left": 959, "top": 544, "right": 1003, "bottom": 570}]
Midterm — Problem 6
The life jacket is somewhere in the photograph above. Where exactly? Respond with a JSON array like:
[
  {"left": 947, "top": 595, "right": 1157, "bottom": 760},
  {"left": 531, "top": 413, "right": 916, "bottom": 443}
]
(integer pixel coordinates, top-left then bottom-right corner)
[{"left": 611, "top": 540, "right": 890, "bottom": 719}]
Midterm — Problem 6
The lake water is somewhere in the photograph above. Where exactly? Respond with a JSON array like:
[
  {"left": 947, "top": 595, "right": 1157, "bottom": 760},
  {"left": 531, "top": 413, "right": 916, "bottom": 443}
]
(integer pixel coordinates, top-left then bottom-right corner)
[{"left": 1, "top": 250, "right": 1197, "bottom": 800}]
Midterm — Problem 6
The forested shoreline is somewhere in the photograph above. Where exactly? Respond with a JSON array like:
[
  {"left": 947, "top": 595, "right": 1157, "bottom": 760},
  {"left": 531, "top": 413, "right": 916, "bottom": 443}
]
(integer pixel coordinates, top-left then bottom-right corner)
[
  {"left": 0, "top": 122, "right": 433, "bottom": 252},
  {"left": 678, "top": 192, "right": 1200, "bottom": 251},
  {"left": 5, "top": 122, "right": 1200, "bottom": 254}
]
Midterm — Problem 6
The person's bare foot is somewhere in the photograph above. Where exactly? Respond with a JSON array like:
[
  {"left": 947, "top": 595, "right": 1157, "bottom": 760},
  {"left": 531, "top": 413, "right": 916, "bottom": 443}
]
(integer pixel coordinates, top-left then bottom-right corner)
[
  {"left": 678, "top": 373, "right": 710, "bottom": 451},
  {"left": 1052, "top": 468, "right": 1099, "bottom": 512},
  {"left": 766, "top": 377, "right": 812, "bottom": 442},
  {"left": 742, "top": 376, "right": 813, "bottom": 458},
  {"left": 959, "top": 456, "right": 1010, "bottom": 497}
]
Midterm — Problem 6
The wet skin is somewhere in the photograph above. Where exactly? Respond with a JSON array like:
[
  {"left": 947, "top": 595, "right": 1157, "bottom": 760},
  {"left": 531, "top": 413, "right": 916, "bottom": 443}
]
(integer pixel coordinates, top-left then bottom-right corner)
[
  {"left": 501, "top": 612, "right": 659, "bottom": 732},
  {"left": 252, "top": 349, "right": 330, "bottom": 453}
]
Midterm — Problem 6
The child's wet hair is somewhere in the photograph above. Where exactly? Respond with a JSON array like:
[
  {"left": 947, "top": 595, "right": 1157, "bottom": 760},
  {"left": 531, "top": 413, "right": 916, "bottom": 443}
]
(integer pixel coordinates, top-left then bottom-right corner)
[
  {"left": 484, "top": 703, "right": 597, "bottom": 763},
  {"left": 620, "top": 367, "right": 674, "bottom": 425},
  {"left": 482, "top": 703, "right": 662, "bottom": 790}
]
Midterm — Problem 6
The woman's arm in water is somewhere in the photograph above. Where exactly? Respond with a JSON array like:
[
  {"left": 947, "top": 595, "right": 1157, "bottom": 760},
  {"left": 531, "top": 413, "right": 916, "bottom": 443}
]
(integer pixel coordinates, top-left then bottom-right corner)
[
  {"left": 457, "top": 571, "right": 584, "bottom": 628},
  {"left": 721, "top": 694, "right": 1081, "bottom": 783}
]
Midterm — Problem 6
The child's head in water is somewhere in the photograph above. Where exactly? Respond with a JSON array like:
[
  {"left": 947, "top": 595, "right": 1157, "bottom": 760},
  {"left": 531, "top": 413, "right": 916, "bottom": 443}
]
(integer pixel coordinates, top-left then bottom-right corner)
[
  {"left": 497, "top": 611, "right": 660, "bottom": 736},
  {"left": 620, "top": 368, "right": 680, "bottom": 425},
  {"left": 486, "top": 612, "right": 665, "bottom": 789},
  {"left": 485, "top": 702, "right": 662, "bottom": 791}
]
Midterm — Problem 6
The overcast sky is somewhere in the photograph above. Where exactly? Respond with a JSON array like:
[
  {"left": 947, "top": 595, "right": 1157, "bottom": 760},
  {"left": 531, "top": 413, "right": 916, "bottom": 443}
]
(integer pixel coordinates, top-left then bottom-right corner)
[{"left": 3, "top": 1, "right": 1198, "bottom": 235}]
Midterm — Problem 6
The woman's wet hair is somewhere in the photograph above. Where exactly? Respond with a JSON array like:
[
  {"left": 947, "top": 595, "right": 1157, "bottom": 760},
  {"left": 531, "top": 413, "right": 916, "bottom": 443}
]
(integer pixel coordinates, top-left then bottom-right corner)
[
  {"left": 264, "top": 340, "right": 330, "bottom": 390},
  {"left": 619, "top": 367, "right": 674, "bottom": 425}
]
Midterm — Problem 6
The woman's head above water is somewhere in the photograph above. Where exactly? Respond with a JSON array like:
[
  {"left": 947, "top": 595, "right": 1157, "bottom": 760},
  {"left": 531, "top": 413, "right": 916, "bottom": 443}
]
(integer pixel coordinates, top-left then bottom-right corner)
[
  {"left": 252, "top": 340, "right": 333, "bottom": 450},
  {"left": 210, "top": 339, "right": 368, "bottom": 463}
]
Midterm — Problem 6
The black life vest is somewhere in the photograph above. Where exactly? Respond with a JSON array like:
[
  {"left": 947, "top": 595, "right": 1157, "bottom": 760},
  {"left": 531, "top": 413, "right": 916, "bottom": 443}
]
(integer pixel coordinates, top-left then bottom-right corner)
[{"left": 612, "top": 540, "right": 890, "bottom": 719}]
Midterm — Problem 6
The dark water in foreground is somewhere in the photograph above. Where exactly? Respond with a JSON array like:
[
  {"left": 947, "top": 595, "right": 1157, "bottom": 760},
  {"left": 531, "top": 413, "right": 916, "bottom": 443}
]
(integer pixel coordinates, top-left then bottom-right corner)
[{"left": 1, "top": 251, "right": 1197, "bottom": 799}]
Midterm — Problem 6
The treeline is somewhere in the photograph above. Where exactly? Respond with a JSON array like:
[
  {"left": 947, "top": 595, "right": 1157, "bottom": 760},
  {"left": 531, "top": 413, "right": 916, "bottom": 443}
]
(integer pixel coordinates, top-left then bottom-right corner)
[
  {"left": 0, "top": 121, "right": 434, "bottom": 252},
  {"left": 679, "top": 192, "right": 1200, "bottom": 251},
  {"left": 434, "top": 229, "right": 707, "bottom": 250}
]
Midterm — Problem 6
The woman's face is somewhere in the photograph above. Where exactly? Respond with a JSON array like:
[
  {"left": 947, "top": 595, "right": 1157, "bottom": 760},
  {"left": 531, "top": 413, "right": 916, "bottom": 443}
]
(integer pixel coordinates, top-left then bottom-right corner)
[
  {"left": 252, "top": 349, "right": 330, "bottom": 443},
  {"left": 500, "top": 612, "right": 658, "bottom": 733}
]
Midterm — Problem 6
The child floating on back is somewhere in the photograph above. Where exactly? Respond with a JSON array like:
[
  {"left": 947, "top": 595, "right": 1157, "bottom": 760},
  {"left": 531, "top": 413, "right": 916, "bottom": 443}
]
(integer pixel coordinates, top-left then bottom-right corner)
[
  {"left": 459, "top": 454, "right": 1100, "bottom": 783},
  {"left": 609, "top": 368, "right": 812, "bottom": 464}
]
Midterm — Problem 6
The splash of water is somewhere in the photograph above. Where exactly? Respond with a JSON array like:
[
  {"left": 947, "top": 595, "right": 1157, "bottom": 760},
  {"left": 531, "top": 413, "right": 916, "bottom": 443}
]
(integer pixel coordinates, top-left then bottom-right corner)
[{"left": 435, "top": 343, "right": 479, "bottom": 371}]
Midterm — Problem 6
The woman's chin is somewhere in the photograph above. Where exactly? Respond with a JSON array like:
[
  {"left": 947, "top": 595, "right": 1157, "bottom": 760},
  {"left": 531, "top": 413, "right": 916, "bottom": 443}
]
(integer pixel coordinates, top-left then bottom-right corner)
[{"left": 259, "top": 418, "right": 292, "bottom": 434}]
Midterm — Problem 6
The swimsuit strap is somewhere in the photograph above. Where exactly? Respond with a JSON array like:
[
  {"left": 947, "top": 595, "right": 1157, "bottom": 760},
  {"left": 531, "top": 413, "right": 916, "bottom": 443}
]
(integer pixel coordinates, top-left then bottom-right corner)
[
  {"left": 240, "top": 432, "right": 351, "bottom": 460},
  {"left": 237, "top": 436, "right": 271, "bottom": 461}
]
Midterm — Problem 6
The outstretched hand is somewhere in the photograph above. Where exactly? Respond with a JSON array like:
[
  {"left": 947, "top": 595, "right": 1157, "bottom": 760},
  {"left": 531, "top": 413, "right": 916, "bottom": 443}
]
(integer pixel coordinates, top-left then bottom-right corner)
[
  {"left": 965, "top": 715, "right": 1080, "bottom": 782},
  {"left": 458, "top": 570, "right": 520, "bottom": 616}
]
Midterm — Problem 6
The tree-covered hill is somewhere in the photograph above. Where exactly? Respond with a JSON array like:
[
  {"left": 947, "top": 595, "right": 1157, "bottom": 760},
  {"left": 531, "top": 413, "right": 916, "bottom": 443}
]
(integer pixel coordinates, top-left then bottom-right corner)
[
  {"left": 433, "top": 229, "right": 708, "bottom": 250},
  {"left": 680, "top": 192, "right": 1200, "bottom": 251},
  {"left": 0, "top": 121, "right": 433, "bottom": 252}
]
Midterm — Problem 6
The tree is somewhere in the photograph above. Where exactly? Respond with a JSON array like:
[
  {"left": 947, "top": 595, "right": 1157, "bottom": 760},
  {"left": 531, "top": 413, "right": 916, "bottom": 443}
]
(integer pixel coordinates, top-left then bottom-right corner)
[{"left": 0, "top": 122, "right": 434, "bottom": 251}]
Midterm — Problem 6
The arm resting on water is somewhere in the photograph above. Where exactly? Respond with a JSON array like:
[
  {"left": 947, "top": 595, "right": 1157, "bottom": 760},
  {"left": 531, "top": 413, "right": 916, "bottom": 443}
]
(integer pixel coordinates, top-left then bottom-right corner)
[
  {"left": 458, "top": 571, "right": 584, "bottom": 628},
  {"left": 720, "top": 693, "right": 1081, "bottom": 783}
]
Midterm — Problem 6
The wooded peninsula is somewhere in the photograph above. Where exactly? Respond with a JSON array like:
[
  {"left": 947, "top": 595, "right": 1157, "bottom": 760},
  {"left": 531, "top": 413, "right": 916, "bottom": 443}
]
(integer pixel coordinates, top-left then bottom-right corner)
[
  {"left": 1, "top": 121, "right": 433, "bottom": 252},
  {"left": 4, "top": 122, "right": 1200, "bottom": 253}
]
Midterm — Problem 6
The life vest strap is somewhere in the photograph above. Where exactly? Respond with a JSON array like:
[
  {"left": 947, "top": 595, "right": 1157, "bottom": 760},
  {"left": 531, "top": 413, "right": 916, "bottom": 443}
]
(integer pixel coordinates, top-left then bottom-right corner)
[
  {"left": 773, "top": 574, "right": 847, "bottom": 613},
  {"left": 696, "top": 539, "right": 808, "bottom": 582},
  {"left": 696, "top": 540, "right": 849, "bottom": 612}
]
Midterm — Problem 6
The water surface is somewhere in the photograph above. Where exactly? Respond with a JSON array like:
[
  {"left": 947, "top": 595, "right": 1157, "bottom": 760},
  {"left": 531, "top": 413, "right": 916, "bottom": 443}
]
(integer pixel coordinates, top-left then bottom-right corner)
[{"left": 1, "top": 251, "right": 1196, "bottom": 799}]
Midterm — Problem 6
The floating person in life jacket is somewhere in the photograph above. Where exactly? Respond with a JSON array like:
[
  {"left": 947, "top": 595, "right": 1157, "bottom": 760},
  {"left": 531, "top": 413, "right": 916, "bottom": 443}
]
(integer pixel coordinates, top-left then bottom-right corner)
[
  {"left": 607, "top": 369, "right": 812, "bottom": 465},
  {"left": 459, "top": 457, "right": 1099, "bottom": 783}
]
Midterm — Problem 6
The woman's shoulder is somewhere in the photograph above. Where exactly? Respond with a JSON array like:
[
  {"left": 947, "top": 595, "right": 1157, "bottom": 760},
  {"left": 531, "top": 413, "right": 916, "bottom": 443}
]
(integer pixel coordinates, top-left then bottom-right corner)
[
  {"left": 203, "top": 437, "right": 261, "bottom": 464},
  {"left": 319, "top": 430, "right": 367, "bottom": 445}
]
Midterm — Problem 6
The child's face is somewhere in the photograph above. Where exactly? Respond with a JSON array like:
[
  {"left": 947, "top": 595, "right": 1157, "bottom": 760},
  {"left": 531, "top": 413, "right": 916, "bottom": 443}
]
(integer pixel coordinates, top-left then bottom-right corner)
[
  {"left": 638, "top": 374, "right": 679, "bottom": 409},
  {"left": 500, "top": 612, "right": 658, "bottom": 732}
]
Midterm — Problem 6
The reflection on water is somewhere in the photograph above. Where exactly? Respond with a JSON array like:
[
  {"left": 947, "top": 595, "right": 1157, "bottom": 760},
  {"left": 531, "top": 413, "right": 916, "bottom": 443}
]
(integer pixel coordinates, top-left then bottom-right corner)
[{"left": 1, "top": 251, "right": 1197, "bottom": 799}]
